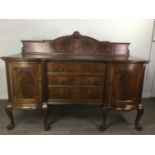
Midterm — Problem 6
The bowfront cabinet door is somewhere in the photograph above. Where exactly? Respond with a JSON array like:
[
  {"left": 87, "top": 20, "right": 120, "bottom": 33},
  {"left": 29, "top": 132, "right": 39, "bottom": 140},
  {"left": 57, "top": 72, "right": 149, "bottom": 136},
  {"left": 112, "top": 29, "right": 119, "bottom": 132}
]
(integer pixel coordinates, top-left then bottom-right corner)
[
  {"left": 105, "top": 63, "right": 146, "bottom": 108},
  {"left": 7, "top": 61, "right": 43, "bottom": 108}
]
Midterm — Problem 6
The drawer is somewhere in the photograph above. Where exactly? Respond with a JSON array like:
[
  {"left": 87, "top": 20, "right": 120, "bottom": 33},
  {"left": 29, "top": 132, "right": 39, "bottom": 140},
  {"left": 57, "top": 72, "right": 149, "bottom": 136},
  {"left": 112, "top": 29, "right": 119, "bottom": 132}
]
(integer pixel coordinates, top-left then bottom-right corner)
[
  {"left": 77, "top": 63, "right": 105, "bottom": 73},
  {"left": 78, "top": 87, "right": 104, "bottom": 100},
  {"left": 48, "top": 75, "right": 75, "bottom": 85},
  {"left": 47, "top": 62, "right": 105, "bottom": 74},
  {"left": 48, "top": 87, "right": 104, "bottom": 100},
  {"left": 48, "top": 87, "right": 73, "bottom": 99},
  {"left": 77, "top": 75, "right": 104, "bottom": 86},
  {"left": 47, "top": 62, "right": 74, "bottom": 73}
]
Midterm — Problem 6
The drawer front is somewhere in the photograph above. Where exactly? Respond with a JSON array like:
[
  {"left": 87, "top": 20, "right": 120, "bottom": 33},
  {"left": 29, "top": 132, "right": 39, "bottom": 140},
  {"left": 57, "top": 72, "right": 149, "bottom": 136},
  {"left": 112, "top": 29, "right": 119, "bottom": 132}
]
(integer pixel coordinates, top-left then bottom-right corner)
[
  {"left": 48, "top": 75, "right": 104, "bottom": 86},
  {"left": 77, "top": 63, "right": 105, "bottom": 73},
  {"left": 48, "top": 87, "right": 73, "bottom": 99},
  {"left": 48, "top": 87, "right": 103, "bottom": 100},
  {"left": 48, "top": 75, "right": 75, "bottom": 86},
  {"left": 47, "top": 62, "right": 105, "bottom": 74},
  {"left": 77, "top": 75, "right": 104, "bottom": 86},
  {"left": 47, "top": 63, "right": 74, "bottom": 73},
  {"left": 78, "top": 88, "right": 104, "bottom": 100},
  {"left": 48, "top": 87, "right": 104, "bottom": 100}
]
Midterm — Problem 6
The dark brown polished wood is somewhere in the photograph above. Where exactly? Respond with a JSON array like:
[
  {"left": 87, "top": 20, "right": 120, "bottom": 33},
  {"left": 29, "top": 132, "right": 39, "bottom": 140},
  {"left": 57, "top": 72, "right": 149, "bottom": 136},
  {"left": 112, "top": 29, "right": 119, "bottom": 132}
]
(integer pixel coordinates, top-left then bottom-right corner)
[{"left": 1, "top": 31, "right": 149, "bottom": 131}]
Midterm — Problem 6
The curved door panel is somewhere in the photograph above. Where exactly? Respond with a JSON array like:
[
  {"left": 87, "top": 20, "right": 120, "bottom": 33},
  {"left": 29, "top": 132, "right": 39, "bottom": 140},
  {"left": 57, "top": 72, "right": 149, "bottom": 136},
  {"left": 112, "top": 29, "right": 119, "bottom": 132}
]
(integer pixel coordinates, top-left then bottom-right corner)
[{"left": 106, "top": 63, "right": 145, "bottom": 107}]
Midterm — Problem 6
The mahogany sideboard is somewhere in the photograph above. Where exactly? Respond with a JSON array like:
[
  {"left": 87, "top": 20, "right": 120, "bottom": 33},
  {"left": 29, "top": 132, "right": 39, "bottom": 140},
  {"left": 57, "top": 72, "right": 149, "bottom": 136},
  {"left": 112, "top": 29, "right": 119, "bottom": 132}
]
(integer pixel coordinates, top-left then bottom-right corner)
[{"left": 1, "top": 31, "right": 149, "bottom": 131}]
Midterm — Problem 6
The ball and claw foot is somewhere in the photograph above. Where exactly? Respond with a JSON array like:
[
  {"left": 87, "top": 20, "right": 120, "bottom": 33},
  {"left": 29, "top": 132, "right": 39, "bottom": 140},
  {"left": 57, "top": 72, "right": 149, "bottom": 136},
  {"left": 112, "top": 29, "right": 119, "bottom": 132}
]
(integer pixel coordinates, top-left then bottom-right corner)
[
  {"left": 7, "top": 124, "right": 14, "bottom": 130},
  {"left": 99, "top": 106, "right": 107, "bottom": 131},
  {"left": 135, "top": 124, "right": 143, "bottom": 131},
  {"left": 42, "top": 103, "right": 51, "bottom": 131},
  {"left": 99, "top": 125, "right": 107, "bottom": 131},
  {"left": 44, "top": 124, "right": 51, "bottom": 131},
  {"left": 5, "top": 104, "right": 14, "bottom": 130},
  {"left": 135, "top": 104, "right": 144, "bottom": 131}
]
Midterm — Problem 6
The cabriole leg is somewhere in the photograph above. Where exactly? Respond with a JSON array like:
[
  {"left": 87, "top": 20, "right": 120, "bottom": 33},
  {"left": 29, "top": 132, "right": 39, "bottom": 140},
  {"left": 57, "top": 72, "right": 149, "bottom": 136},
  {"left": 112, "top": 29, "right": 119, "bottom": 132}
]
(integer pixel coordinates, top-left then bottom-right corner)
[
  {"left": 99, "top": 106, "right": 108, "bottom": 131},
  {"left": 5, "top": 104, "right": 14, "bottom": 130},
  {"left": 42, "top": 103, "right": 51, "bottom": 131},
  {"left": 135, "top": 104, "right": 144, "bottom": 131}
]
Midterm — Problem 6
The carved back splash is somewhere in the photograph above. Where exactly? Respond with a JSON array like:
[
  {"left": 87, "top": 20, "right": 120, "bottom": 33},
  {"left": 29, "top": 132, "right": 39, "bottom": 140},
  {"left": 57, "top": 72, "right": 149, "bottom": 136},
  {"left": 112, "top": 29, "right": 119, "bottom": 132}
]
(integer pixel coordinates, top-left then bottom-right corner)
[{"left": 22, "top": 31, "right": 130, "bottom": 56}]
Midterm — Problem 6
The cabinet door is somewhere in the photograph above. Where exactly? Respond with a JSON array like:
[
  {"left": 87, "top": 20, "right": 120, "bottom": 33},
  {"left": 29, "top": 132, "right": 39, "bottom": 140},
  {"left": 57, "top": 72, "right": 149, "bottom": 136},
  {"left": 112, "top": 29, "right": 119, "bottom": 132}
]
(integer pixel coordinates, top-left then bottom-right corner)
[
  {"left": 105, "top": 63, "right": 146, "bottom": 107},
  {"left": 7, "top": 61, "right": 43, "bottom": 108}
]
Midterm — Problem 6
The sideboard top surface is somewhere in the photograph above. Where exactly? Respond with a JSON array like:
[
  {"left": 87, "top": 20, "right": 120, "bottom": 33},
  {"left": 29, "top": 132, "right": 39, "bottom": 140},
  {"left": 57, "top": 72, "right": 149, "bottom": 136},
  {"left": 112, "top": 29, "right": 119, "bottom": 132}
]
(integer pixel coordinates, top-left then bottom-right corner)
[{"left": 2, "top": 53, "right": 149, "bottom": 63}]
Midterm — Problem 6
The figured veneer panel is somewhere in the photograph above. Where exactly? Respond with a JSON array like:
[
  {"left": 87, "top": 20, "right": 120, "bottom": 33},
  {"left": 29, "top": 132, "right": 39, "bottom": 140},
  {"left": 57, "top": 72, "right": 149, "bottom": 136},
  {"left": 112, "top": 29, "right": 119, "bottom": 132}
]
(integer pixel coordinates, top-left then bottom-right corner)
[
  {"left": 48, "top": 86, "right": 104, "bottom": 101},
  {"left": 47, "top": 62, "right": 75, "bottom": 73},
  {"left": 48, "top": 87, "right": 74, "bottom": 99},
  {"left": 7, "top": 61, "right": 43, "bottom": 107},
  {"left": 48, "top": 74, "right": 75, "bottom": 86},
  {"left": 47, "top": 62, "right": 105, "bottom": 74},
  {"left": 77, "top": 75, "right": 104, "bottom": 86},
  {"left": 78, "top": 87, "right": 104, "bottom": 100},
  {"left": 76, "top": 63, "right": 105, "bottom": 73},
  {"left": 106, "top": 63, "right": 145, "bottom": 107}
]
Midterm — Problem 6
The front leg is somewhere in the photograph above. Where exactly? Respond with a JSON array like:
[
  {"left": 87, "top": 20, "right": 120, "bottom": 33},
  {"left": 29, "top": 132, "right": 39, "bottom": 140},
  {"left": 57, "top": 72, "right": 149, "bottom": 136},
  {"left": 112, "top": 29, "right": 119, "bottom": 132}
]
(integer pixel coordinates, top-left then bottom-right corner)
[
  {"left": 99, "top": 106, "right": 108, "bottom": 131},
  {"left": 135, "top": 104, "right": 144, "bottom": 131},
  {"left": 5, "top": 104, "right": 15, "bottom": 130},
  {"left": 42, "top": 103, "right": 51, "bottom": 131}
]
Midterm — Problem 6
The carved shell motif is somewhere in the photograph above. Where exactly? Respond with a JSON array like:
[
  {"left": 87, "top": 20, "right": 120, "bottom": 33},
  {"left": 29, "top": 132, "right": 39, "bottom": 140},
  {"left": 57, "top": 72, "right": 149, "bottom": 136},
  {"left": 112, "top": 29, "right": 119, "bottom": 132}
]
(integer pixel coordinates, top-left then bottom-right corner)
[{"left": 52, "top": 31, "right": 101, "bottom": 55}]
